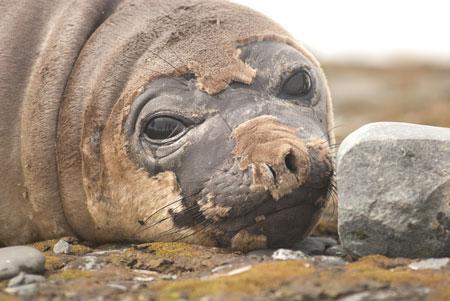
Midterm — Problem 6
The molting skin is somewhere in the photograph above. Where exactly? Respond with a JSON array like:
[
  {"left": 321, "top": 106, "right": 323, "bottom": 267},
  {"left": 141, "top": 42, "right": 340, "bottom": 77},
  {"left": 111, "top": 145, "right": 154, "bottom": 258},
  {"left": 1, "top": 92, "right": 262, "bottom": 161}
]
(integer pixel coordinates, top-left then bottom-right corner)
[{"left": 125, "top": 41, "right": 334, "bottom": 250}]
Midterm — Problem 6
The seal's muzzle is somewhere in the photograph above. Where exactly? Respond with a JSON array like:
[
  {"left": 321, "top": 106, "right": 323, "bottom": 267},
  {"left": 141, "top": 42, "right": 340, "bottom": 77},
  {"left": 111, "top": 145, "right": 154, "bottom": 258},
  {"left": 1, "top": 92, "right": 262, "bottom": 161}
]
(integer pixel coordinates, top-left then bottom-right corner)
[{"left": 232, "top": 115, "right": 310, "bottom": 200}]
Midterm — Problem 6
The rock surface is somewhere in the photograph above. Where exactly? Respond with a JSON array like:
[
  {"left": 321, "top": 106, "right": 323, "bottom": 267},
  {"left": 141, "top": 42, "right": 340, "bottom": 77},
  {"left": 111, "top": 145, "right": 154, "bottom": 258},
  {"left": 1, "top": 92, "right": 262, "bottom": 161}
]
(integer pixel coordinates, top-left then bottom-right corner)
[
  {"left": 408, "top": 258, "right": 450, "bottom": 270},
  {"left": 293, "top": 236, "right": 337, "bottom": 255},
  {"left": 337, "top": 122, "right": 450, "bottom": 258},
  {"left": 8, "top": 272, "right": 46, "bottom": 287},
  {"left": 53, "top": 239, "right": 72, "bottom": 255},
  {"left": 272, "top": 249, "right": 308, "bottom": 260},
  {"left": 0, "top": 246, "right": 45, "bottom": 280}
]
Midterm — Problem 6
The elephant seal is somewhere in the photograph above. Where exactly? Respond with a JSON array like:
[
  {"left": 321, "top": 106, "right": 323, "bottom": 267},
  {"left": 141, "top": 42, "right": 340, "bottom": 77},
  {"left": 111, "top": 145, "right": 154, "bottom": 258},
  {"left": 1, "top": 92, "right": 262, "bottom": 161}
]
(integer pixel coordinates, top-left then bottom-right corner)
[{"left": 0, "top": 0, "right": 335, "bottom": 250}]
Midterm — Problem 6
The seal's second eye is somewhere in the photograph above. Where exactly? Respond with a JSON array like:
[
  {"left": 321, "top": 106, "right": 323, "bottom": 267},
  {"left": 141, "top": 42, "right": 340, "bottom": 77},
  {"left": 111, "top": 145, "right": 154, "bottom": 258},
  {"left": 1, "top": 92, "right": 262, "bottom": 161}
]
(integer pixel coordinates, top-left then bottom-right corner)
[
  {"left": 282, "top": 69, "right": 312, "bottom": 97},
  {"left": 144, "top": 116, "right": 186, "bottom": 141}
]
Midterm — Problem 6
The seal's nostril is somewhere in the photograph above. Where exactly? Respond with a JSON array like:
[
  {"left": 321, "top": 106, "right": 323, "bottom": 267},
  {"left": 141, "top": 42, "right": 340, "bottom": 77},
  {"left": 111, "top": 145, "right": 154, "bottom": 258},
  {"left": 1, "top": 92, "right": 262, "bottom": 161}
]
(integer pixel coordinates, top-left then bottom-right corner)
[{"left": 284, "top": 152, "right": 297, "bottom": 173}]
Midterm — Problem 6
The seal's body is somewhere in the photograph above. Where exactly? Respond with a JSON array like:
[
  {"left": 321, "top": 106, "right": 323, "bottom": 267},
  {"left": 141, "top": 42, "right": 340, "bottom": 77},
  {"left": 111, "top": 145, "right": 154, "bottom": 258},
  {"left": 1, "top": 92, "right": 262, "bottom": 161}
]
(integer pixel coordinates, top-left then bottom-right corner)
[{"left": 0, "top": 0, "right": 334, "bottom": 250}]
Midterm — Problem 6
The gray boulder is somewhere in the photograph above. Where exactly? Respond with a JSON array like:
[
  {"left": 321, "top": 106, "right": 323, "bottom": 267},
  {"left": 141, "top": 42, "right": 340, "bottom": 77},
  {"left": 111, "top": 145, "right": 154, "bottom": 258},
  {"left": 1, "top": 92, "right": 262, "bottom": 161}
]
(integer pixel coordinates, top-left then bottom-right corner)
[
  {"left": 337, "top": 122, "right": 450, "bottom": 258},
  {"left": 0, "top": 246, "right": 45, "bottom": 280}
]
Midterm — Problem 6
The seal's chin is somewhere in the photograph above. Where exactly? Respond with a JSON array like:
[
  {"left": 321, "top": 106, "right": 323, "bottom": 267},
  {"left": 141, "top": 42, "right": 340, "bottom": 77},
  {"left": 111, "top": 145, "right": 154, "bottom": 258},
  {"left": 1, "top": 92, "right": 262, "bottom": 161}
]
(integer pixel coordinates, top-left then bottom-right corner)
[
  {"left": 215, "top": 188, "right": 326, "bottom": 252},
  {"left": 239, "top": 202, "right": 320, "bottom": 248}
]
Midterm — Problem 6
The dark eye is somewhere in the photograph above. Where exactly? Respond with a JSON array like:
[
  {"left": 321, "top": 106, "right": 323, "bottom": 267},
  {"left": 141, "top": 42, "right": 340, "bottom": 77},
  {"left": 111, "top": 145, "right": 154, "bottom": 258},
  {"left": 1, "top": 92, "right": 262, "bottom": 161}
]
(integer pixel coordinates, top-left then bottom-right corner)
[
  {"left": 144, "top": 116, "right": 186, "bottom": 141},
  {"left": 282, "top": 69, "right": 312, "bottom": 97}
]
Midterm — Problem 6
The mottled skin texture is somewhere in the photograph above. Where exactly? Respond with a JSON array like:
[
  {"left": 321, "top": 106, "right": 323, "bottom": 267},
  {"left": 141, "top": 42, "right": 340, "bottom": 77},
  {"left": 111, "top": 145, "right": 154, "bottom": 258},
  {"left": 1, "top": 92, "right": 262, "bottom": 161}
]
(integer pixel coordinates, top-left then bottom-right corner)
[
  {"left": 0, "top": 0, "right": 334, "bottom": 250},
  {"left": 126, "top": 41, "right": 334, "bottom": 249}
]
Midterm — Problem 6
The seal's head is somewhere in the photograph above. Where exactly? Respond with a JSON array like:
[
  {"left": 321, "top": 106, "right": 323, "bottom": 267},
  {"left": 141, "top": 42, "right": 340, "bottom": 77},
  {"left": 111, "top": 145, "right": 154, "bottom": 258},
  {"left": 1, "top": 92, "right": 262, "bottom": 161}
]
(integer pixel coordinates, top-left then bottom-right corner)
[{"left": 58, "top": 0, "right": 335, "bottom": 251}]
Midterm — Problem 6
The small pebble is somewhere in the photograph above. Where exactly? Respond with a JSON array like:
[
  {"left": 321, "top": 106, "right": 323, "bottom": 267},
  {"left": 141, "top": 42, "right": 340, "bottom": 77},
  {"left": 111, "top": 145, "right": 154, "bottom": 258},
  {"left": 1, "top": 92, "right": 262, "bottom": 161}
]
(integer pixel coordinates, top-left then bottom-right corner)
[
  {"left": 272, "top": 249, "right": 308, "bottom": 260},
  {"left": 106, "top": 283, "right": 128, "bottom": 291},
  {"left": 293, "top": 237, "right": 326, "bottom": 255},
  {"left": 8, "top": 272, "right": 46, "bottom": 287},
  {"left": 317, "top": 236, "right": 338, "bottom": 248},
  {"left": 132, "top": 269, "right": 159, "bottom": 276},
  {"left": 53, "top": 239, "right": 72, "bottom": 254},
  {"left": 211, "top": 264, "right": 233, "bottom": 273},
  {"left": 81, "top": 255, "right": 104, "bottom": 270},
  {"left": 313, "top": 256, "right": 346, "bottom": 266},
  {"left": 5, "top": 283, "right": 39, "bottom": 299},
  {"left": 325, "top": 245, "right": 348, "bottom": 257},
  {"left": 246, "top": 249, "right": 275, "bottom": 258},
  {"left": 0, "top": 246, "right": 45, "bottom": 280},
  {"left": 161, "top": 274, "right": 177, "bottom": 280},
  {"left": 408, "top": 258, "right": 450, "bottom": 270},
  {"left": 226, "top": 265, "right": 252, "bottom": 276},
  {"left": 133, "top": 276, "right": 155, "bottom": 282}
]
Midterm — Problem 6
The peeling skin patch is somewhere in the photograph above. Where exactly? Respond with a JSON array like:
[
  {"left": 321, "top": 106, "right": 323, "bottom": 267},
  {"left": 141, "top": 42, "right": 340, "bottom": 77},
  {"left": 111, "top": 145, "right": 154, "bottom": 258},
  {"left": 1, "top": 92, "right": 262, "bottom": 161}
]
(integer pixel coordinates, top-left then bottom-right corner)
[
  {"left": 189, "top": 48, "right": 257, "bottom": 95},
  {"left": 231, "top": 229, "right": 267, "bottom": 252},
  {"left": 198, "top": 196, "right": 232, "bottom": 222},
  {"left": 232, "top": 115, "right": 310, "bottom": 200}
]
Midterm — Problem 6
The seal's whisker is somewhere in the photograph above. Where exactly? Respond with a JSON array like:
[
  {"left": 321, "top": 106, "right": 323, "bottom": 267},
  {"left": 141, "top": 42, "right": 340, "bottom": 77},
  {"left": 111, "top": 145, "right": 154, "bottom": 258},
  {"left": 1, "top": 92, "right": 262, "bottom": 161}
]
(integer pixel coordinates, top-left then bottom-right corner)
[
  {"left": 166, "top": 47, "right": 185, "bottom": 68},
  {"left": 156, "top": 218, "right": 212, "bottom": 242},
  {"left": 139, "top": 191, "right": 201, "bottom": 224},
  {"left": 173, "top": 220, "right": 213, "bottom": 242},
  {"left": 319, "top": 124, "right": 343, "bottom": 142},
  {"left": 148, "top": 49, "right": 183, "bottom": 74},
  {"left": 140, "top": 197, "right": 183, "bottom": 224},
  {"left": 136, "top": 193, "right": 210, "bottom": 235},
  {"left": 217, "top": 111, "right": 233, "bottom": 134}
]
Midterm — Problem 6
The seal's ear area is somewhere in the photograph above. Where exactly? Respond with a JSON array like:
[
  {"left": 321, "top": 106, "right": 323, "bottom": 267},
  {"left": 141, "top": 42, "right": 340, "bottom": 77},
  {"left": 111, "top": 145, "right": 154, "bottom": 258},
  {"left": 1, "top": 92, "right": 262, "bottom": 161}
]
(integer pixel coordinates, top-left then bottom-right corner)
[{"left": 232, "top": 115, "right": 310, "bottom": 199}]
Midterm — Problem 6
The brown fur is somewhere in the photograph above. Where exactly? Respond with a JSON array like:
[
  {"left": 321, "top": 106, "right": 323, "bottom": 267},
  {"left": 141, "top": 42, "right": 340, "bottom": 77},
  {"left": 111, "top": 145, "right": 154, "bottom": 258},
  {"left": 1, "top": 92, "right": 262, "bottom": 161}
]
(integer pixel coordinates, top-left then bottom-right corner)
[{"left": 0, "top": 0, "right": 334, "bottom": 245}]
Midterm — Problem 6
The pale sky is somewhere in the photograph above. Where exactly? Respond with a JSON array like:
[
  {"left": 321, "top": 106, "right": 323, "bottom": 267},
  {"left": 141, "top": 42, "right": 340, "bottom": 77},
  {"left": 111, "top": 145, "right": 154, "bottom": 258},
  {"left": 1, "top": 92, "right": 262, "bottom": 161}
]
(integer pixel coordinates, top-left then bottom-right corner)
[{"left": 232, "top": 0, "right": 450, "bottom": 63}]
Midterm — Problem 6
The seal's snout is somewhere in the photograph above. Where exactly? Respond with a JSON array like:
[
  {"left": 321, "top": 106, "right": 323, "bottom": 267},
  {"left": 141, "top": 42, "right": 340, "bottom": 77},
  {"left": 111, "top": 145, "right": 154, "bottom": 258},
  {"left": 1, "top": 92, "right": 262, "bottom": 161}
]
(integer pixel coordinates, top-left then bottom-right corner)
[{"left": 232, "top": 115, "right": 310, "bottom": 200}]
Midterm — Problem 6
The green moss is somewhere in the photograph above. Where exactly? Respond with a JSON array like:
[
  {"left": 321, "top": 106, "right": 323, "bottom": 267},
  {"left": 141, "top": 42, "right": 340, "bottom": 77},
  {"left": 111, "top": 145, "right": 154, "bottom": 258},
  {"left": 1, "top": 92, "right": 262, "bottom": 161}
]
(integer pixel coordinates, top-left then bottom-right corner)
[
  {"left": 31, "top": 239, "right": 59, "bottom": 252},
  {"left": 152, "top": 255, "right": 450, "bottom": 301},
  {"left": 148, "top": 242, "right": 200, "bottom": 258},
  {"left": 108, "top": 248, "right": 139, "bottom": 265},
  {"left": 31, "top": 239, "right": 92, "bottom": 255},
  {"left": 49, "top": 269, "right": 94, "bottom": 281},
  {"left": 346, "top": 256, "right": 450, "bottom": 286},
  {"left": 44, "top": 254, "right": 68, "bottom": 271},
  {"left": 154, "top": 260, "right": 314, "bottom": 301},
  {"left": 71, "top": 244, "right": 93, "bottom": 255}
]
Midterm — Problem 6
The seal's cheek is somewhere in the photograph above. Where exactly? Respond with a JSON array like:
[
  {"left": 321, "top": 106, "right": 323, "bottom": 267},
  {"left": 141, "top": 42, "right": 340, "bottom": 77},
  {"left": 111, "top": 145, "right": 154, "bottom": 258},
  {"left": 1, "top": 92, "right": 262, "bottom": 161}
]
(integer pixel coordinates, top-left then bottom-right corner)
[{"left": 232, "top": 115, "right": 311, "bottom": 200}]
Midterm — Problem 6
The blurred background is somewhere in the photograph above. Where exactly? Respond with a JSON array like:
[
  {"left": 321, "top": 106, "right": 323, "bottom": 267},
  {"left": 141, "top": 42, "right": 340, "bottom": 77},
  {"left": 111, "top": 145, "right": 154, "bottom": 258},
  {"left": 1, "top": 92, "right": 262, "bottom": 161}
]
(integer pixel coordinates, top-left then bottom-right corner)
[{"left": 233, "top": 0, "right": 450, "bottom": 142}]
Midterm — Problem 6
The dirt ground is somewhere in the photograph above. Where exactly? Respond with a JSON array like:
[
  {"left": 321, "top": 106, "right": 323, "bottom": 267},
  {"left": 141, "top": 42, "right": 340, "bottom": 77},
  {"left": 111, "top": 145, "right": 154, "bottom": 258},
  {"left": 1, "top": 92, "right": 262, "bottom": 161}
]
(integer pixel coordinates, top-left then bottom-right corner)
[{"left": 1, "top": 239, "right": 450, "bottom": 301}]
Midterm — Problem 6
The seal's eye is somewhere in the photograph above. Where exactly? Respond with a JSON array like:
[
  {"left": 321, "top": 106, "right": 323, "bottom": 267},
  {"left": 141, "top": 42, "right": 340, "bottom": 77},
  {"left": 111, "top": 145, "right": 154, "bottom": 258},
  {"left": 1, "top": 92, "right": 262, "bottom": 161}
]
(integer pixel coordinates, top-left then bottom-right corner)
[
  {"left": 144, "top": 116, "right": 186, "bottom": 141},
  {"left": 282, "top": 69, "right": 312, "bottom": 97}
]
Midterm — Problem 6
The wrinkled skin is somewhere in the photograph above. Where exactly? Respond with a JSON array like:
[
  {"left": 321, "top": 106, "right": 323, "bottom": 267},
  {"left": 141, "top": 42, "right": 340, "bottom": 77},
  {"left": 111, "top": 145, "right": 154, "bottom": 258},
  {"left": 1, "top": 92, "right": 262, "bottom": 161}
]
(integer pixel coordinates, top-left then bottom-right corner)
[
  {"left": 126, "top": 41, "right": 333, "bottom": 250},
  {"left": 0, "top": 0, "right": 333, "bottom": 250}
]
